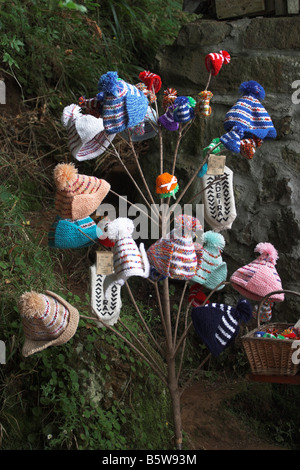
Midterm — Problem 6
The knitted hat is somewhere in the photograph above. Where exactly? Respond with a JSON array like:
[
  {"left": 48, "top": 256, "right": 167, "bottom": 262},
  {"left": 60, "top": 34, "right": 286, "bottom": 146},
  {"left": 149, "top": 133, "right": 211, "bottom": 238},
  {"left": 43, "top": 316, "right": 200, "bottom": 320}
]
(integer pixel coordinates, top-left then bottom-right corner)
[
  {"left": 173, "top": 96, "right": 195, "bottom": 123},
  {"left": 191, "top": 298, "right": 252, "bottom": 356},
  {"left": 192, "top": 231, "right": 227, "bottom": 290},
  {"left": 18, "top": 290, "right": 79, "bottom": 357},
  {"left": 230, "top": 242, "right": 284, "bottom": 302},
  {"left": 147, "top": 215, "right": 203, "bottom": 280},
  {"left": 54, "top": 163, "right": 110, "bottom": 221},
  {"left": 103, "top": 218, "right": 150, "bottom": 295},
  {"left": 90, "top": 264, "right": 122, "bottom": 328},
  {"left": 205, "top": 50, "right": 231, "bottom": 76},
  {"left": 223, "top": 81, "right": 277, "bottom": 140},
  {"left": 138, "top": 71, "right": 162, "bottom": 93},
  {"left": 78, "top": 95, "right": 103, "bottom": 118},
  {"left": 61, "top": 104, "right": 115, "bottom": 162},
  {"left": 188, "top": 283, "right": 209, "bottom": 308},
  {"left": 196, "top": 91, "right": 213, "bottom": 117},
  {"left": 48, "top": 215, "right": 102, "bottom": 249},
  {"left": 121, "top": 106, "right": 158, "bottom": 142},
  {"left": 156, "top": 173, "right": 179, "bottom": 199},
  {"left": 253, "top": 299, "right": 274, "bottom": 323},
  {"left": 135, "top": 82, "right": 157, "bottom": 103},
  {"left": 162, "top": 88, "right": 178, "bottom": 111},
  {"left": 158, "top": 104, "right": 179, "bottom": 131},
  {"left": 200, "top": 166, "right": 237, "bottom": 231},
  {"left": 220, "top": 126, "right": 245, "bottom": 154},
  {"left": 240, "top": 137, "right": 263, "bottom": 159},
  {"left": 97, "top": 71, "right": 148, "bottom": 135}
]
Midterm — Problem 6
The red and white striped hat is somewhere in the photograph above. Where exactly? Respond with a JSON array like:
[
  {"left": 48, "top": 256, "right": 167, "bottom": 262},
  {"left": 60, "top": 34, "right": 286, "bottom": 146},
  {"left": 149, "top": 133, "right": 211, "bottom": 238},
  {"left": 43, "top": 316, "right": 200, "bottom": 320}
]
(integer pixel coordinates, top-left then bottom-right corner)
[{"left": 205, "top": 50, "right": 231, "bottom": 76}]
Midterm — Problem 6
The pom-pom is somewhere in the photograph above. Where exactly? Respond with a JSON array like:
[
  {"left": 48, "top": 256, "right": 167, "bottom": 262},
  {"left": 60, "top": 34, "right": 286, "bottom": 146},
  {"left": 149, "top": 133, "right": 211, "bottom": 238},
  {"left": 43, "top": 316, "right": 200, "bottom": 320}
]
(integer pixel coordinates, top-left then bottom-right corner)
[
  {"left": 106, "top": 217, "right": 135, "bottom": 240},
  {"left": 98, "top": 71, "right": 119, "bottom": 96},
  {"left": 235, "top": 298, "right": 252, "bottom": 323},
  {"left": 239, "top": 81, "right": 265, "bottom": 101},
  {"left": 19, "top": 292, "right": 45, "bottom": 318},
  {"left": 255, "top": 242, "right": 278, "bottom": 263},
  {"left": 220, "top": 50, "right": 231, "bottom": 64},
  {"left": 53, "top": 163, "right": 78, "bottom": 190},
  {"left": 203, "top": 231, "right": 225, "bottom": 251}
]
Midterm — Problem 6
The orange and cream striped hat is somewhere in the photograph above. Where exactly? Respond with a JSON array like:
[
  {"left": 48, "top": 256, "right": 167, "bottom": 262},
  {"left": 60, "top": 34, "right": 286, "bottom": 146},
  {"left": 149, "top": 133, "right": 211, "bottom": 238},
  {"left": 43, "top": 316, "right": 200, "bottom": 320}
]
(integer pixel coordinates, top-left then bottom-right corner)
[
  {"left": 53, "top": 163, "right": 110, "bottom": 220},
  {"left": 18, "top": 290, "right": 79, "bottom": 357}
]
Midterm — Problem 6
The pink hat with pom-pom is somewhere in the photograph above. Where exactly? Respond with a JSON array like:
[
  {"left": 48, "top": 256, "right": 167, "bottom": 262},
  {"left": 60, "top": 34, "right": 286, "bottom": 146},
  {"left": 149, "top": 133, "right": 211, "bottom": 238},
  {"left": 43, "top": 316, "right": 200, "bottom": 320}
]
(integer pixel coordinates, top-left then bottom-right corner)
[{"left": 230, "top": 243, "right": 284, "bottom": 302}]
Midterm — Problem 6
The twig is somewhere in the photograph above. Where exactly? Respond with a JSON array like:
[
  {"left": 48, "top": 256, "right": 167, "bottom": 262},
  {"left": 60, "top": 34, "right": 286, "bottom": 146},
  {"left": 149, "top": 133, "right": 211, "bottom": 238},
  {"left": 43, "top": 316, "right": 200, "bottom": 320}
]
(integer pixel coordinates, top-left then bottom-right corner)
[
  {"left": 125, "top": 281, "right": 164, "bottom": 355},
  {"left": 179, "top": 353, "right": 212, "bottom": 397},
  {"left": 80, "top": 312, "right": 168, "bottom": 386}
]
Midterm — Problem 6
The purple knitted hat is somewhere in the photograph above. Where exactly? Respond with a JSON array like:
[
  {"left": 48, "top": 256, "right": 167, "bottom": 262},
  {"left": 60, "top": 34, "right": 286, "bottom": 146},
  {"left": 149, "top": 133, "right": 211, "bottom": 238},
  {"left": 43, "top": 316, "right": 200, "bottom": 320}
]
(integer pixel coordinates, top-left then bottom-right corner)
[
  {"left": 230, "top": 242, "right": 284, "bottom": 302},
  {"left": 158, "top": 104, "right": 179, "bottom": 131}
]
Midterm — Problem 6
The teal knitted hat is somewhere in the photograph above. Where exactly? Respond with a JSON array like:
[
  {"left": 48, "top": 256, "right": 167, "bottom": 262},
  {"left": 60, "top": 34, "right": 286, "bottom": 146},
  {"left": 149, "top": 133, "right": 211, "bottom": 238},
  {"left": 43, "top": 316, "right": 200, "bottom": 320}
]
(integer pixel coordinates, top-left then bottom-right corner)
[
  {"left": 192, "top": 231, "right": 227, "bottom": 290},
  {"left": 48, "top": 216, "right": 102, "bottom": 249}
]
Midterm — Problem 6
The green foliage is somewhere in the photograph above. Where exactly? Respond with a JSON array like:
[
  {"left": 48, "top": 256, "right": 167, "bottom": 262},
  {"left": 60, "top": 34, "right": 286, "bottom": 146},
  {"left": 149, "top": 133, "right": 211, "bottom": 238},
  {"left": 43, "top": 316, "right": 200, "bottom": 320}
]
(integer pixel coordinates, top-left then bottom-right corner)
[{"left": 0, "top": 0, "right": 192, "bottom": 108}]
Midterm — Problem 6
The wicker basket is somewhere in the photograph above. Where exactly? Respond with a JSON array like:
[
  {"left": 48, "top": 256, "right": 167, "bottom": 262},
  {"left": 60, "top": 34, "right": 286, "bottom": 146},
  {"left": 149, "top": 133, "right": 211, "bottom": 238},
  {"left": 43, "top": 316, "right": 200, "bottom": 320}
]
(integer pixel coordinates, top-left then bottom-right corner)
[{"left": 242, "top": 290, "right": 300, "bottom": 376}]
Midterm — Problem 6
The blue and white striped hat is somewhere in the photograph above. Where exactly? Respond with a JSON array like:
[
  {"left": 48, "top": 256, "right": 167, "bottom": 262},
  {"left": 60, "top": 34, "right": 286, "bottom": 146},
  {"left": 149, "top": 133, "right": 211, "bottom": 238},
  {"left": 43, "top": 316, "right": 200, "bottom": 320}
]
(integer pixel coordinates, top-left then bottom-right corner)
[
  {"left": 97, "top": 71, "right": 148, "bottom": 135},
  {"left": 223, "top": 81, "right": 277, "bottom": 140},
  {"left": 173, "top": 96, "right": 195, "bottom": 123},
  {"left": 191, "top": 298, "right": 252, "bottom": 356}
]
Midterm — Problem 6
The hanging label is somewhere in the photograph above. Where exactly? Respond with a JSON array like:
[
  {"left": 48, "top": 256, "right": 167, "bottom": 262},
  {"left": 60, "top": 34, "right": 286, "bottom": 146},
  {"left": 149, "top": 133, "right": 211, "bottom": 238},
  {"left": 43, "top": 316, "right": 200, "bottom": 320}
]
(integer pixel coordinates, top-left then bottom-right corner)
[
  {"left": 96, "top": 251, "right": 114, "bottom": 275},
  {"left": 207, "top": 155, "right": 226, "bottom": 175}
]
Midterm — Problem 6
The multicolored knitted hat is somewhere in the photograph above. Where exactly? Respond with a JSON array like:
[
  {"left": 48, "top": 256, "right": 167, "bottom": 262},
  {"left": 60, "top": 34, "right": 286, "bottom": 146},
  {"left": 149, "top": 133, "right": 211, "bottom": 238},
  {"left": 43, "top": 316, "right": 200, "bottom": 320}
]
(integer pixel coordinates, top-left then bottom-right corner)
[
  {"left": 78, "top": 94, "right": 103, "bottom": 118},
  {"left": 192, "top": 231, "right": 227, "bottom": 290},
  {"left": 158, "top": 104, "right": 179, "bottom": 131},
  {"left": 103, "top": 218, "right": 150, "bottom": 295},
  {"left": 121, "top": 106, "right": 158, "bottom": 142},
  {"left": 162, "top": 88, "right": 178, "bottom": 111},
  {"left": 53, "top": 163, "right": 110, "bottom": 221},
  {"left": 90, "top": 264, "right": 122, "bottom": 328},
  {"left": 97, "top": 71, "right": 148, "bottom": 134},
  {"left": 18, "top": 290, "right": 79, "bottom": 357},
  {"left": 196, "top": 91, "right": 213, "bottom": 117},
  {"left": 156, "top": 173, "right": 179, "bottom": 199},
  {"left": 191, "top": 298, "right": 252, "bottom": 356},
  {"left": 188, "top": 283, "right": 209, "bottom": 308},
  {"left": 240, "top": 137, "right": 263, "bottom": 159},
  {"left": 138, "top": 71, "right": 162, "bottom": 93},
  {"left": 223, "top": 81, "right": 277, "bottom": 140},
  {"left": 61, "top": 104, "right": 115, "bottom": 162},
  {"left": 230, "top": 242, "right": 284, "bottom": 302},
  {"left": 147, "top": 215, "right": 203, "bottom": 281},
  {"left": 173, "top": 96, "right": 195, "bottom": 123},
  {"left": 48, "top": 215, "right": 102, "bottom": 249},
  {"left": 205, "top": 50, "right": 231, "bottom": 76},
  {"left": 135, "top": 82, "right": 156, "bottom": 104}
]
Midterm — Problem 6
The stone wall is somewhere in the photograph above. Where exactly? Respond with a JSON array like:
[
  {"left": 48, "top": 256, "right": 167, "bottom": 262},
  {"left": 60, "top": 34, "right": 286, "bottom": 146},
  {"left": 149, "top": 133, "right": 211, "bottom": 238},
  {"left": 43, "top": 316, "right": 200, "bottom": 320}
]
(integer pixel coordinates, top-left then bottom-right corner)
[{"left": 148, "top": 16, "right": 300, "bottom": 317}]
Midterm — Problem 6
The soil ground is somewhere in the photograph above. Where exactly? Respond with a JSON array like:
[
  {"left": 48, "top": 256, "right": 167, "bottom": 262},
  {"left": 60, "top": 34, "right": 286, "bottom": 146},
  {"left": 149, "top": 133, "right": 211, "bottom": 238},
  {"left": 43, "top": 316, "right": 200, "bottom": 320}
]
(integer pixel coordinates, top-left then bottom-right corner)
[{"left": 180, "top": 377, "right": 287, "bottom": 450}]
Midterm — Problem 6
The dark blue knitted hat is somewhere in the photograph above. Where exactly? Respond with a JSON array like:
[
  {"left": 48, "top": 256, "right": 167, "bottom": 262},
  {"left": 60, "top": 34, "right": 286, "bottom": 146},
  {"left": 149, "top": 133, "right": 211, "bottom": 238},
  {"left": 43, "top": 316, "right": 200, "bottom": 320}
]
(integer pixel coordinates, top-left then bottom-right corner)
[
  {"left": 173, "top": 96, "right": 195, "bottom": 123},
  {"left": 223, "top": 81, "right": 277, "bottom": 140},
  {"left": 191, "top": 298, "right": 252, "bottom": 356},
  {"left": 48, "top": 216, "right": 102, "bottom": 249},
  {"left": 97, "top": 71, "right": 148, "bottom": 135}
]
